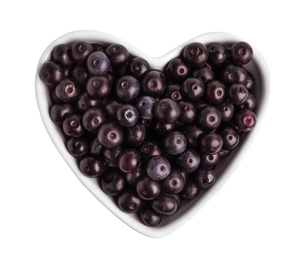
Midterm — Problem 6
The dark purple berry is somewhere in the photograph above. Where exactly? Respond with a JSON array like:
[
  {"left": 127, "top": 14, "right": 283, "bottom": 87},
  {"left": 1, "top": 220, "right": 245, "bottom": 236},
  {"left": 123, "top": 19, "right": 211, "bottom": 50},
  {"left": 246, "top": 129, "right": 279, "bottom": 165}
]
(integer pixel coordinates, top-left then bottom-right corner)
[
  {"left": 164, "top": 84, "right": 183, "bottom": 101},
  {"left": 98, "top": 122, "right": 124, "bottom": 149},
  {"left": 176, "top": 149, "right": 201, "bottom": 173},
  {"left": 71, "top": 65, "right": 88, "bottom": 85},
  {"left": 200, "top": 153, "right": 219, "bottom": 168},
  {"left": 205, "top": 80, "right": 226, "bottom": 104},
  {"left": 228, "top": 83, "right": 249, "bottom": 105},
  {"left": 52, "top": 44, "right": 72, "bottom": 67},
  {"left": 82, "top": 108, "right": 107, "bottom": 133},
  {"left": 39, "top": 61, "right": 63, "bottom": 86},
  {"left": 207, "top": 44, "right": 227, "bottom": 66},
  {"left": 244, "top": 72, "right": 255, "bottom": 90},
  {"left": 151, "top": 193, "right": 178, "bottom": 216},
  {"left": 182, "top": 125, "right": 204, "bottom": 149},
  {"left": 102, "top": 146, "right": 122, "bottom": 168},
  {"left": 197, "top": 105, "right": 222, "bottom": 131},
  {"left": 55, "top": 78, "right": 80, "bottom": 103},
  {"left": 136, "top": 176, "right": 161, "bottom": 200},
  {"left": 76, "top": 92, "right": 102, "bottom": 113},
  {"left": 154, "top": 98, "right": 181, "bottom": 123},
  {"left": 71, "top": 41, "right": 93, "bottom": 63},
  {"left": 234, "top": 109, "right": 256, "bottom": 132},
  {"left": 146, "top": 156, "right": 171, "bottom": 181},
  {"left": 141, "top": 70, "right": 166, "bottom": 97},
  {"left": 178, "top": 101, "right": 196, "bottom": 124},
  {"left": 240, "top": 93, "right": 257, "bottom": 111},
  {"left": 194, "top": 168, "right": 216, "bottom": 189},
  {"left": 62, "top": 114, "right": 83, "bottom": 137},
  {"left": 99, "top": 168, "right": 125, "bottom": 196},
  {"left": 115, "top": 76, "right": 140, "bottom": 101},
  {"left": 136, "top": 96, "right": 156, "bottom": 120},
  {"left": 181, "top": 78, "right": 205, "bottom": 101},
  {"left": 140, "top": 141, "right": 162, "bottom": 161},
  {"left": 86, "top": 76, "right": 111, "bottom": 100},
  {"left": 116, "top": 104, "right": 139, "bottom": 127},
  {"left": 192, "top": 67, "right": 214, "bottom": 83},
  {"left": 50, "top": 103, "right": 74, "bottom": 125},
  {"left": 127, "top": 57, "right": 150, "bottom": 79},
  {"left": 79, "top": 155, "right": 107, "bottom": 177},
  {"left": 89, "top": 138, "right": 103, "bottom": 157},
  {"left": 153, "top": 121, "right": 175, "bottom": 136},
  {"left": 183, "top": 42, "right": 209, "bottom": 67},
  {"left": 125, "top": 167, "right": 144, "bottom": 187},
  {"left": 222, "top": 64, "right": 247, "bottom": 84},
  {"left": 180, "top": 180, "right": 200, "bottom": 200},
  {"left": 86, "top": 51, "right": 110, "bottom": 75},
  {"left": 105, "top": 44, "right": 129, "bottom": 66},
  {"left": 217, "top": 101, "right": 235, "bottom": 122},
  {"left": 126, "top": 124, "right": 146, "bottom": 147},
  {"left": 118, "top": 191, "right": 142, "bottom": 213},
  {"left": 66, "top": 137, "right": 88, "bottom": 158},
  {"left": 140, "top": 207, "right": 162, "bottom": 227},
  {"left": 118, "top": 148, "right": 141, "bottom": 173},
  {"left": 230, "top": 41, "right": 253, "bottom": 65},
  {"left": 163, "top": 131, "right": 187, "bottom": 155},
  {"left": 161, "top": 169, "right": 185, "bottom": 194},
  {"left": 166, "top": 57, "right": 190, "bottom": 81},
  {"left": 199, "top": 132, "right": 223, "bottom": 155},
  {"left": 220, "top": 126, "right": 239, "bottom": 150}
]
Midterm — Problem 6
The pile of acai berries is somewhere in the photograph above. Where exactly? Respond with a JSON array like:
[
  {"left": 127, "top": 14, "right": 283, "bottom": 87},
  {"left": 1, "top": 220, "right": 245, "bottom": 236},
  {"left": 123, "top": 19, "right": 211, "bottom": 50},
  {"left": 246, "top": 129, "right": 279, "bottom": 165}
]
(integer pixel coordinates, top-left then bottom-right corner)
[{"left": 39, "top": 39, "right": 257, "bottom": 226}]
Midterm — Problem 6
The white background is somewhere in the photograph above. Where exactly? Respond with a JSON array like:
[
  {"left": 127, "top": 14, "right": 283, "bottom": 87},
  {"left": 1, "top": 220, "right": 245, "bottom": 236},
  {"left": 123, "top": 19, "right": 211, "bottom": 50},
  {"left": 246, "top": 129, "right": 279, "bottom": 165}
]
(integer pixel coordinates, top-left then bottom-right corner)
[{"left": 1, "top": 1, "right": 302, "bottom": 259}]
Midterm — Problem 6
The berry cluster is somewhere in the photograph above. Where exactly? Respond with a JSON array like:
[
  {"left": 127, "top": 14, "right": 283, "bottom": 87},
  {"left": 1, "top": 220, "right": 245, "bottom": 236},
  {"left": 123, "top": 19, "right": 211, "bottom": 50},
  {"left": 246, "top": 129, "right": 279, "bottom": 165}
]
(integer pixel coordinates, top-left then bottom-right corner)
[{"left": 39, "top": 39, "right": 257, "bottom": 226}]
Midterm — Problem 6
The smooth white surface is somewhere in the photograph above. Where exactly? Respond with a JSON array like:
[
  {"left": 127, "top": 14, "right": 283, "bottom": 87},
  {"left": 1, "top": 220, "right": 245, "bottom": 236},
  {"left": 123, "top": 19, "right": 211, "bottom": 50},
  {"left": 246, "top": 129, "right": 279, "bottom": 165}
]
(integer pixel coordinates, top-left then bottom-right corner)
[{"left": 1, "top": 0, "right": 303, "bottom": 259}]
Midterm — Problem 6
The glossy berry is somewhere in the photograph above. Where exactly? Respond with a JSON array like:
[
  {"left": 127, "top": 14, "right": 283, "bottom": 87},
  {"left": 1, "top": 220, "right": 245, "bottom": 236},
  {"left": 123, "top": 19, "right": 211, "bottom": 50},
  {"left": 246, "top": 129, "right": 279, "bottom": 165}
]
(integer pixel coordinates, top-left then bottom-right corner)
[
  {"left": 104, "top": 98, "right": 123, "bottom": 119},
  {"left": 86, "top": 76, "right": 111, "bottom": 100},
  {"left": 86, "top": 51, "right": 110, "bottom": 75},
  {"left": 126, "top": 124, "right": 146, "bottom": 147},
  {"left": 228, "top": 83, "right": 249, "bottom": 105},
  {"left": 244, "top": 72, "right": 255, "bottom": 90},
  {"left": 176, "top": 149, "right": 201, "bottom": 173},
  {"left": 116, "top": 104, "right": 139, "bottom": 127},
  {"left": 79, "top": 156, "right": 107, "bottom": 177},
  {"left": 105, "top": 44, "right": 129, "bottom": 66},
  {"left": 220, "top": 126, "right": 239, "bottom": 150},
  {"left": 151, "top": 193, "right": 178, "bottom": 215},
  {"left": 136, "top": 96, "right": 156, "bottom": 120},
  {"left": 141, "top": 70, "right": 166, "bottom": 97},
  {"left": 178, "top": 101, "right": 196, "bottom": 124},
  {"left": 118, "top": 148, "right": 141, "bottom": 173},
  {"left": 164, "top": 84, "right": 183, "bottom": 101},
  {"left": 234, "top": 109, "right": 257, "bottom": 132},
  {"left": 71, "top": 65, "right": 88, "bottom": 85},
  {"left": 163, "top": 131, "right": 187, "bottom": 155},
  {"left": 140, "top": 141, "right": 162, "bottom": 160},
  {"left": 180, "top": 180, "right": 200, "bottom": 200},
  {"left": 182, "top": 42, "right": 209, "bottom": 67},
  {"left": 50, "top": 103, "right": 74, "bottom": 125},
  {"left": 115, "top": 76, "right": 140, "bottom": 101},
  {"left": 136, "top": 176, "right": 161, "bottom": 200},
  {"left": 194, "top": 168, "right": 216, "bottom": 189},
  {"left": 62, "top": 114, "right": 84, "bottom": 137},
  {"left": 182, "top": 125, "right": 204, "bottom": 149},
  {"left": 140, "top": 207, "right": 162, "bottom": 227},
  {"left": 217, "top": 101, "right": 235, "bottom": 122},
  {"left": 82, "top": 108, "right": 107, "bottom": 133},
  {"left": 166, "top": 57, "right": 190, "bottom": 81},
  {"left": 205, "top": 80, "right": 226, "bottom": 104},
  {"left": 181, "top": 78, "right": 205, "bottom": 101},
  {"left": 99, "top": 169, "right": 125, "bottom": 196},
  {"left": 230, "top": 41, "right": 253, "bottom": 65},
  {"left": 200, "top": 153, "right": 219, "bottom": 168},
  {"left": 128, "top": 57, "right": 150, "bottom": 79},
  {"left": 71, "top": 41, "right": 93, "bottom": 63},
  {"left": 197, "top": 105, "right": 222, "bottom": 131},
  {"left": 76, "top": 92, "right": 102, "bottom": 113},
  {"left": 125, "top": 167, "right": 144, "bottom": 187},
  {"left": 240, "top": 93, "right": 257, "bottom": 111},
  {"left": 146, "top": 156, "right": 171, "bottom": 181},
  {"left": 192, "top": 66, "right": 214, "bottom": 83},
  {"left": 89, "top": 138, "right": 103, "bottom": 157},
  {"left": 222, "top": 64, "right": 247, "bottom": 84},
  {"left": 153, "top": 121, "right": 175, "bottom": 136},
  {"left": 39, "top": 61, "right": 63, "bottom": 86},
  {"left": 199, "top": 132, "right": 223, "bottom": 155},
  {"left": 98, "top": 122, "right": 124, "bottom": 149},
  {"left": 207, "top": 44, "right": 227, "bottom": 66},
  {"left": 102, "top": 146, "right": 122, "bottom": 168},
  {"left": 55, "top": 78, "right": 80, "bottom": 103},
  {"left": 161, "top": 169, "right": 185, "bottom": 194},
  {"left": 52, "top": 44, "right": 72, "bottom": 67},
  {"left": 118, "top": 191, "right": 142, "bottom": 213},
  {"left": 66, "top": 137, "right": 88, "bottom": 158},
  {"left": 154, "top": 98, "right": 181, "bottom": 123}
]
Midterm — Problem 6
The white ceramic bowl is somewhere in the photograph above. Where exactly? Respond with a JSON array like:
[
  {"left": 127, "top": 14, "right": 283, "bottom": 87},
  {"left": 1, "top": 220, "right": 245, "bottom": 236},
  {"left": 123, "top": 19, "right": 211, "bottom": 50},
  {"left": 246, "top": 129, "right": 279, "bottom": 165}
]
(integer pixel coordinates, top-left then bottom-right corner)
[{"left": 35, "top": 30, "right": 270, "bottom": 238}]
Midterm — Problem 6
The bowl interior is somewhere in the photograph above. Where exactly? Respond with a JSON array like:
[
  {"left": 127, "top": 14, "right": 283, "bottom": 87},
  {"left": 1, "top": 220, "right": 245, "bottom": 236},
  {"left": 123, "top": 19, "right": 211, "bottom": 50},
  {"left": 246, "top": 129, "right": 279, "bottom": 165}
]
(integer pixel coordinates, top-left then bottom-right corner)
[{"left": 35, "top": 30, "right": 270, "bottom": 238}]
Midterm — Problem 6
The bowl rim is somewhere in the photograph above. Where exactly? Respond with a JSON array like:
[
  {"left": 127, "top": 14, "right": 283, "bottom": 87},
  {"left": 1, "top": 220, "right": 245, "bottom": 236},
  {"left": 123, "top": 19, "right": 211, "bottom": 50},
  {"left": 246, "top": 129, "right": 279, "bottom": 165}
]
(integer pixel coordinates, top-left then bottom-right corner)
[{"left": 35, "top": 30, "right": 270, "bottom": 238}]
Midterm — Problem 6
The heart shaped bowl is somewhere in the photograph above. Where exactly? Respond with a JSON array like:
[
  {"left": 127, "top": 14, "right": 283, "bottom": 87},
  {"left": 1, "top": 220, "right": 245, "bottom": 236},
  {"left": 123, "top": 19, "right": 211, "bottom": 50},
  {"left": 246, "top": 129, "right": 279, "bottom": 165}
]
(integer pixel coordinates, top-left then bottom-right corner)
[{"left": 35, "top": 30, "right": 270, "bottom": 238}]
